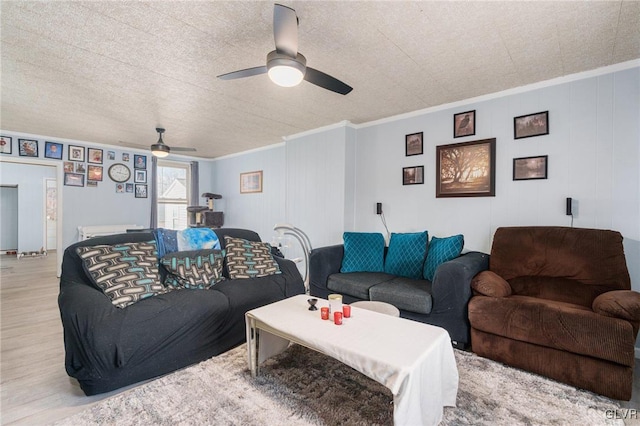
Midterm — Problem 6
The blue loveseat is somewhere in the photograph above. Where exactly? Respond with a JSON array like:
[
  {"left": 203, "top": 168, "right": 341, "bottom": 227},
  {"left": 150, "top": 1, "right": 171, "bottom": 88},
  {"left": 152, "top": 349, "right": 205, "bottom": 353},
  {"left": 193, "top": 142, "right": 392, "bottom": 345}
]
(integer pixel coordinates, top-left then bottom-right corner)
[{"left": 309, "top": 232, "right": 488, "bottom": 348}]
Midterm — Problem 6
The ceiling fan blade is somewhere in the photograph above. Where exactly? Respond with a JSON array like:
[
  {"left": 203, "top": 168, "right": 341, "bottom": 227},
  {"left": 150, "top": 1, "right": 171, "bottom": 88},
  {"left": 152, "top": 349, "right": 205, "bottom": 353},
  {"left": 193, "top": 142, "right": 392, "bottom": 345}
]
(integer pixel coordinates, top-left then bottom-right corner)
[
  {"left": 304, "top": 67, "right": 353, "bottom": 95},
  {"left": 171, "top": 147, "right": 197, "bottom": 152},
  {"left": 273, "top": 4, "right": 298, "bottom": 57},
  {"left": 217, "top": 66, "right": 267, "bottom": 80}
]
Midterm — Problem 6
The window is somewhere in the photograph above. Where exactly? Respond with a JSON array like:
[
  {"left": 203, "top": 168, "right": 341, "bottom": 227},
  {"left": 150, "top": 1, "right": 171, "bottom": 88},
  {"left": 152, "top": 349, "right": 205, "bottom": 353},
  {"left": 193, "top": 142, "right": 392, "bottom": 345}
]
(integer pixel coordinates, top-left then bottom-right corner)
[{"left": 157, "top": 160, "right": 190, "bottom": 230}]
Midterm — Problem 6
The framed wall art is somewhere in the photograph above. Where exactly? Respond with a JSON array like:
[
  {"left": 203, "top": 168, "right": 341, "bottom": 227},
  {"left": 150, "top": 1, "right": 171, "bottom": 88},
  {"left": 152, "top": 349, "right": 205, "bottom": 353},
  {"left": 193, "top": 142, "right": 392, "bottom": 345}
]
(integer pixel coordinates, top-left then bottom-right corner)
[
  {"left": 63, "top": 162, "right": 74, "bottom": 173},
  {"left": 513, "top": 155, "right": 548, "bottom": 180},
  {"left": 134, "top": 154, "right": 147, "bottom": 169},
  {"left": 453, "top": 110, "right": 475, "bottom": 138},
  {"left": 45, "top": 141, "right": 63, "bottom": 160},
  {"left": 18, "top": 139, "right": 38, "bottom": 157},
  {"left": 405, "top": 132, "right": 423, "bottom": 156},
  {"left": 402, "top": 166, "right": 424, "bottom": 185},
  {"left": 87, "top": 165, "right": 103, "bottom": 181},
  {"left": 68, "top": 145, "right": 85, "bottom": 162},
  {"left": 64, "top": 173, "right": 84, "bottom": 187},
  {"left": 88, "top": 148, "right": 103, "bottom": 164},
  {"left": 135, "top": 184, "right": 148, "bottom": 198},
  {"left": 0, "top": 136, "right": 12, "bottom": 154},
  {"left": 240, "top": 170, "right": 263, "bottom": 193},
  {"left": 514, "top": 111, "right": 549, "bottom": 139},
  {"left": 436, "top": 138, "right": 496, "bottom": 197},
  {"left": 134, "top": 170, "right": 147, "bottom": 183}
]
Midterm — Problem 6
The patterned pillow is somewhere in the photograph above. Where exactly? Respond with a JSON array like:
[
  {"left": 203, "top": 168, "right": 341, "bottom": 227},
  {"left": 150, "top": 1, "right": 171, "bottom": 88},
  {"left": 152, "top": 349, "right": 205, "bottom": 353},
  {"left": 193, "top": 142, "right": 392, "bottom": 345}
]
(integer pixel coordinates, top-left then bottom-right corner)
[
  {"left": 384, "top": 231, "right": 429, "bottom": 279},
  {"left": 161, "top": 249, "right": 225, "bottom": 289},
  {"left": 76, "top": 241, "right": 170, "bottom": 308},
  {"left": 340, "top": 232, "right": 385, "bottom": 273},
  {"left": 224, "top": 236, "right": 281, "bottom": 279},
  {"left": 423, "top": 234, "right": 464, "bottom": 281}
]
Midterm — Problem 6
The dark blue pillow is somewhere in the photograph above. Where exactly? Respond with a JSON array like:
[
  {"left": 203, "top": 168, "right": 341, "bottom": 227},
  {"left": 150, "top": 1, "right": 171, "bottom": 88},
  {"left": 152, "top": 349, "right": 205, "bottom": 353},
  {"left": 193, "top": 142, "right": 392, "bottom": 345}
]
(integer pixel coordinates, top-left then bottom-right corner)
[
  {"left": 384, "top": 232, "right": 428, "bottom": 279},
  {"left": 423, "top": 234, "right": 464, "bottom": 281},
  {"left": 341, "top": 232, "right": 385, "bottom": 273}
]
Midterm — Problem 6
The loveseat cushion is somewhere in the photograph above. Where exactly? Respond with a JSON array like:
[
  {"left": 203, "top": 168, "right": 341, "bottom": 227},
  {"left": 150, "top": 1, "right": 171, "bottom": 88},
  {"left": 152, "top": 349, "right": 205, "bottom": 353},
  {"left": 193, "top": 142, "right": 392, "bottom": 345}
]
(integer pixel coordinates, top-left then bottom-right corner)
[
  {"left": 340, "top": 232, "right": 385, "bottom": 273},
  {"left": 384, "top": 231, "right": 428, "bottom": 279},
  {"left": 327, "top": 272, "right": 396, "bottom": 300},
  {"left": 423, "top": 234, "right": 463, "bottom": 281},
  {"left": 161, "top": 249, "right": 225, "bottom": 289},
  {"left": 224, "top": 236, "right": 281, "bottom": 279},
  {"left": 76, "top": 240, "right": 171, "bottom": 308},
  {"left": 369, "top": 277, "right": 433, "bottom": 314},
  {"left": 468, "top": 295, "right": 636, "bottom": 367}
]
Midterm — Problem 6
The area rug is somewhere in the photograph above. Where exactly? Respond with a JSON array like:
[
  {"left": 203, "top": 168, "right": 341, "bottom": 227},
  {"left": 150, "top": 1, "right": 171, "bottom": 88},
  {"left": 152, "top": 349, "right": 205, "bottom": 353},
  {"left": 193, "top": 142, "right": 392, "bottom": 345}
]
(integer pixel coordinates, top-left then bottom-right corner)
[{"left": 56, "top": 344, "right": 623, "bottom": 426}]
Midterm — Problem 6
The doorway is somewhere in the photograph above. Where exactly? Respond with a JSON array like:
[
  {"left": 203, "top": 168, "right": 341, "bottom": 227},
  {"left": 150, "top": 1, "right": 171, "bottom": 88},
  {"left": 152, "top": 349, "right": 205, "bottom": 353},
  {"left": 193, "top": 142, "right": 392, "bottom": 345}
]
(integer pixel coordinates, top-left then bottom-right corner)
[
  {"left": 0, "top": 185, "right": 18, "bottom": 252},
  {"left": 45, "top": 178, "right": 57, "bottom": 250}
]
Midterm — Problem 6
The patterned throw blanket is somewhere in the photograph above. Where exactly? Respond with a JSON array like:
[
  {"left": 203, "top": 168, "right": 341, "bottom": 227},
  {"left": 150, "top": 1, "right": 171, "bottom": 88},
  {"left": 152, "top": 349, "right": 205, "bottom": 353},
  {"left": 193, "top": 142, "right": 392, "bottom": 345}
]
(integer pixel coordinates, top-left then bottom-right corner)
[{"left": 153, "top": 228, "right": 221, "bottom": 258}]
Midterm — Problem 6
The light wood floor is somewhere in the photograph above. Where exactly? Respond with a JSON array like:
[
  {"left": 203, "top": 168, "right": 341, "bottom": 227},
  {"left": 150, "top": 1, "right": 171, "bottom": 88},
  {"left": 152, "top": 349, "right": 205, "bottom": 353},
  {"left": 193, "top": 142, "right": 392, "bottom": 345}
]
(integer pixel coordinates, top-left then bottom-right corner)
[{"left": 1, "top": 254, "right": 638, "bottom": 425}]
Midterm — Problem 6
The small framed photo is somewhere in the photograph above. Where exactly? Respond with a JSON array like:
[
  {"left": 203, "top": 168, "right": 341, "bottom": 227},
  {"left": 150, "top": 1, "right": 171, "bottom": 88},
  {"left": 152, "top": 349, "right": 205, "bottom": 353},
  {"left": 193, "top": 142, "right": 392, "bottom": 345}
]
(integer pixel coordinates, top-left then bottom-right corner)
[
  {"left": 64, "top": 173, "right": 84, "bottom": 187},
  {"left": 240, "top": 170, "right": 263, "bottom": 193},
  {"left": 18, "top": 139, "right": 39, "bottom": 157},
  {"left": 87, "top": 181, "right": 98, "bottom": 187},
  {"left": 402, "top": 166, "right": 424, "bottom": 185},
  {"left": 63, "top": 161, "right": 74, "bottom": 173},
  {"left": 107, "top": 151, "right": 116, "bottom": 160},
  {"left": 126, "top": 183, "right": 134, "bottom": 193},
  {"left": 0, "top": 136, "right": 12, "bottom": 154},
  {"left": 123, "top": 153, "right": 130, "bottom": 162},
  {"left": 134, "top": 170, "right": 147, "bottom": 183},
  {"left": 454, "top": 110, "right": 475, "bottom": 138},
  {"left": 134, "top": 154, "right": 147, "bottom": 169},
  {"left": 514, "top": 111, "right": 549, "bottom": 139},
  {"left": 405, "top": 132, "right": 423, "bottom": 156},
  {"left": 75, "top": 163, "right": 86, "bottom": 173},
  {"left": 135, "top": 184, "right": 148, "bottom": 198},
  {"left": 87, "top": 165, "right": 103, "bottom": 181},
  {"left": 68, "top": 145, "right": 85, "bottom": 162},
  {"left": 45, "top": 141, "right": 63, "bottom": 160},
  {"left": 116, "top": 183, "right": 125, "bottom": 193},
  {"left": 513, "top": 155, "right": 548, "bottom": 180},
  {"left": 88, "top": 148, "right": 103, "bottom": 164}
]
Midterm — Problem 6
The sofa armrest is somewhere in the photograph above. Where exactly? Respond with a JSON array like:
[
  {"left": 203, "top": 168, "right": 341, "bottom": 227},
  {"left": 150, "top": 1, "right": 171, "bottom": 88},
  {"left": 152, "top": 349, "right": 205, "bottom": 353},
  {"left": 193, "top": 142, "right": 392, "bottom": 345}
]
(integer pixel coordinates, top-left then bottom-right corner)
[
  {"left": 273, "top": 256, "right": 306, "bottom": 297},
  {"left": 471, "top": 270, "right": 512, "bottom": 297},
  {"left": 593, "top": 290, "right": 640, "bottom": 323},
  {"left": 431, "top": 251, "right": 490, "bottom": 314},
  {"left": 309, "top": 244, "right": 344, "bottom": 299}
]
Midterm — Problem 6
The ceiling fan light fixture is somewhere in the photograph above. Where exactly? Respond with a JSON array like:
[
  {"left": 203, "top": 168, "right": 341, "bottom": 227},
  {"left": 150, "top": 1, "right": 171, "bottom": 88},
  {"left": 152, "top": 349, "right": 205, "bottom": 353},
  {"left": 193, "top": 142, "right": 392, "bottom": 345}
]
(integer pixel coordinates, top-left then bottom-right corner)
[
  {"left": 267, "top": 51, "right": 306, "bottom": 87},
  {"left": 151, "top": 143, "right": 170, "bottom": 157}
]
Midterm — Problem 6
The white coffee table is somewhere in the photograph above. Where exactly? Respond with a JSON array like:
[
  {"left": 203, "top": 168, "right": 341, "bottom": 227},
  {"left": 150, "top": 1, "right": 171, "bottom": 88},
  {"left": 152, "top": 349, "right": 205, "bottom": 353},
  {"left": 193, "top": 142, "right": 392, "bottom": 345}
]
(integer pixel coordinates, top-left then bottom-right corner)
[{"left": 245, "top": 295, "right": 458, "bottom": 426}]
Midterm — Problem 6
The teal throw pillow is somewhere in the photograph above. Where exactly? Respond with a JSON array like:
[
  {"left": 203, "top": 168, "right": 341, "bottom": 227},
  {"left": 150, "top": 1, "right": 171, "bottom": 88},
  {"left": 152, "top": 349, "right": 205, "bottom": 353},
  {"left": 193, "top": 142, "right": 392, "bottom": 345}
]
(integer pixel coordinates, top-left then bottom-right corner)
[
  {"left": 340, "top": 232, "right": 385, "bottom": 273},
  {"left": 423, "top": 234, "right": 464, "bottom": 281},
  {"left": 384, "top": 231, "right": 428, "bottom": 279}
]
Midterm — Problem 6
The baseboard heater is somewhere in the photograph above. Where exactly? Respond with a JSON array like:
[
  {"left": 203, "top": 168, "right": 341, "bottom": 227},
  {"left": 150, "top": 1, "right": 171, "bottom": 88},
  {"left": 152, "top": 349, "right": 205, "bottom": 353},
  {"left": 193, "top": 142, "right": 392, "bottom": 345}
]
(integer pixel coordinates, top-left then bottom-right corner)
[{"left": 78, "top": 224, "right": 144, "bottom": 241}]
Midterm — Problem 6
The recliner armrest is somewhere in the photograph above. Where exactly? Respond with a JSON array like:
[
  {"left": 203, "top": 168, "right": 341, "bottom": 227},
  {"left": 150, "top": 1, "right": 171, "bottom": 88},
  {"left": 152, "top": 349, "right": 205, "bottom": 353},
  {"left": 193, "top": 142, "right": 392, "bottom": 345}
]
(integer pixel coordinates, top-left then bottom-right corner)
[
  {"left": 593, "top": 290, "right": 640, "bottom": 323},
  {"left": 309, "top": 244, "right": 344, "bottom": 298},
  {"left": 430, "top": 251, "right": 489, "bottom": 314}
]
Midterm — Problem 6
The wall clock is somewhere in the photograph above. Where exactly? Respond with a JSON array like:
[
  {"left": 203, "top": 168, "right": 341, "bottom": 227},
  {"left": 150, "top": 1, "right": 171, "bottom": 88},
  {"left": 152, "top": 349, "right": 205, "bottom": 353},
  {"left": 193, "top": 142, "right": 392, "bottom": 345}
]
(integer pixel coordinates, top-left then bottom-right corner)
[{"left": 108, "top": 163, "right": 131, "bottom": 183}]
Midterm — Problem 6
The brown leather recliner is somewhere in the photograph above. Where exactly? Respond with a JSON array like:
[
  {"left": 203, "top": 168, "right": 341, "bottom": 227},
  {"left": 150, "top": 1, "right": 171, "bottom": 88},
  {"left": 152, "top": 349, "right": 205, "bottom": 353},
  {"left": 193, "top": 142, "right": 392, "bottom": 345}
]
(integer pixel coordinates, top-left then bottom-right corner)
[{"left": 468, "top": 226, "right": 640, "bottom": 400}]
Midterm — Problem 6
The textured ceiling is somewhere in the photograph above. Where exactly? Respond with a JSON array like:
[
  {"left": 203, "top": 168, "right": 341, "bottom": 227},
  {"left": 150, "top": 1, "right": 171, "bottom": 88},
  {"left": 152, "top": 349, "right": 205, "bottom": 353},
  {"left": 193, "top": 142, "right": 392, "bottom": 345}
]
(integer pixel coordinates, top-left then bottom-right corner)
[{"left": 1, "top": 1, "right": 639, "bottom": 158}]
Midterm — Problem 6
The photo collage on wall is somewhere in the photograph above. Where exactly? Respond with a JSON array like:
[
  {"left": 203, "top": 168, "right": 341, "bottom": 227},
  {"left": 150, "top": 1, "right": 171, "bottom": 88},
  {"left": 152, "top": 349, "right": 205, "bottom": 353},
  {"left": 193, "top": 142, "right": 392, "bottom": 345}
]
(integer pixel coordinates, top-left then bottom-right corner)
[
  {"left": 0, "top": 133, "right": 148, "bottom": 197},
  {"left": 401, "top": 109, "right": 550, "bottom": 195}
]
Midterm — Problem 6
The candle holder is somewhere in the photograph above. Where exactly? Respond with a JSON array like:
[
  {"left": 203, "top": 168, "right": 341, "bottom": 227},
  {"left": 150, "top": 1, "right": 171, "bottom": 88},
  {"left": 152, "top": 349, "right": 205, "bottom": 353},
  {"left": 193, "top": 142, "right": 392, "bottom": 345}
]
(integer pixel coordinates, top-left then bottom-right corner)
[{"left": 307, "top": 298, "right": 318, "bottom": 311}]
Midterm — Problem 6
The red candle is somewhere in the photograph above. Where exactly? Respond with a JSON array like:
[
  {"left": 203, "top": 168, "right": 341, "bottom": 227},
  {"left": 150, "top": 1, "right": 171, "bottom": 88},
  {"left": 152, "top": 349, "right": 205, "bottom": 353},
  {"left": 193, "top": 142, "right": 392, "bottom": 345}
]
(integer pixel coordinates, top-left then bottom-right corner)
[
  {"left": 334, "top": 311, "right": 343, "bottom": 325},
  {"left": 321, "top": 307, "right": 329, "bottom": 320},
  {"left": 343, "top": 304, "right": 351, "bottom": 318}
]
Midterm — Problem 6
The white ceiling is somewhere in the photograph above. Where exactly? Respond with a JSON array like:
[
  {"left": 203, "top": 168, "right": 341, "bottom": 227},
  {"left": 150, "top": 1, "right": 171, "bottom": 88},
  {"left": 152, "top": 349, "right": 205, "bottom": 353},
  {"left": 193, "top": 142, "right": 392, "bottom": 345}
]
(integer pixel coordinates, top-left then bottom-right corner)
[{"left": 1, "top": 1, "right": 639, "bottom": 158}]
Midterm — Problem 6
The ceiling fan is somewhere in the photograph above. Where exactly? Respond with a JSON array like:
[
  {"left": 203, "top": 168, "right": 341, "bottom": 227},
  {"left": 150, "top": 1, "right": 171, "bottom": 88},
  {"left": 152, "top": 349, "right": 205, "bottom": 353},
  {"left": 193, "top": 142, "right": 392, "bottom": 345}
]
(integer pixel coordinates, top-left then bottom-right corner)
[
  {"left": 217, "top": 4, "right": 353, "bottom": 95},
  {"left": 151, "top": 128, "right": 197, "bottom": 157}
]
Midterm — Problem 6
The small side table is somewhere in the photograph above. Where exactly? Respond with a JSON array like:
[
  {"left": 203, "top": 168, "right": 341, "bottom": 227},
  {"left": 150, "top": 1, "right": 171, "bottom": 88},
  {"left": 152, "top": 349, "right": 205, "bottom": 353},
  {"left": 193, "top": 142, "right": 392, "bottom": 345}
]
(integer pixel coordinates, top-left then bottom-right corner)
[{"left": 351, "top": 300, "right": 400, "bottom": 317}]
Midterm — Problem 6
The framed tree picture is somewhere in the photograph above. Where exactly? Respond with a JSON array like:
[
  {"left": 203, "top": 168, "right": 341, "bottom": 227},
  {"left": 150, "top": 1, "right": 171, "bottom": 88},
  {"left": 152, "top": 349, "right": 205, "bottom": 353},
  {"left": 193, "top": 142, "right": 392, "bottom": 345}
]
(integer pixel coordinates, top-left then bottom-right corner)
[
  {"left": 436, "top": 138, "right": 496, "bottom": 197},
  {"left": 513, "top": 155, "right": 548, "bottom": 180},
  {"left": 402, "top": 166, "right": 424, "bottom": 185}
]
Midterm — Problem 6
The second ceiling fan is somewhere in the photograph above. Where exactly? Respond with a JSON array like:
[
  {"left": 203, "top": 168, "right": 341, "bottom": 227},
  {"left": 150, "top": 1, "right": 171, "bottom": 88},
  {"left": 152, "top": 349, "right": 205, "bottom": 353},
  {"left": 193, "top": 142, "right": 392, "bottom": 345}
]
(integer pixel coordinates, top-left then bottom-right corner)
[{"left": 217, "top": 4, "right": 353, "bottom": 95}]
